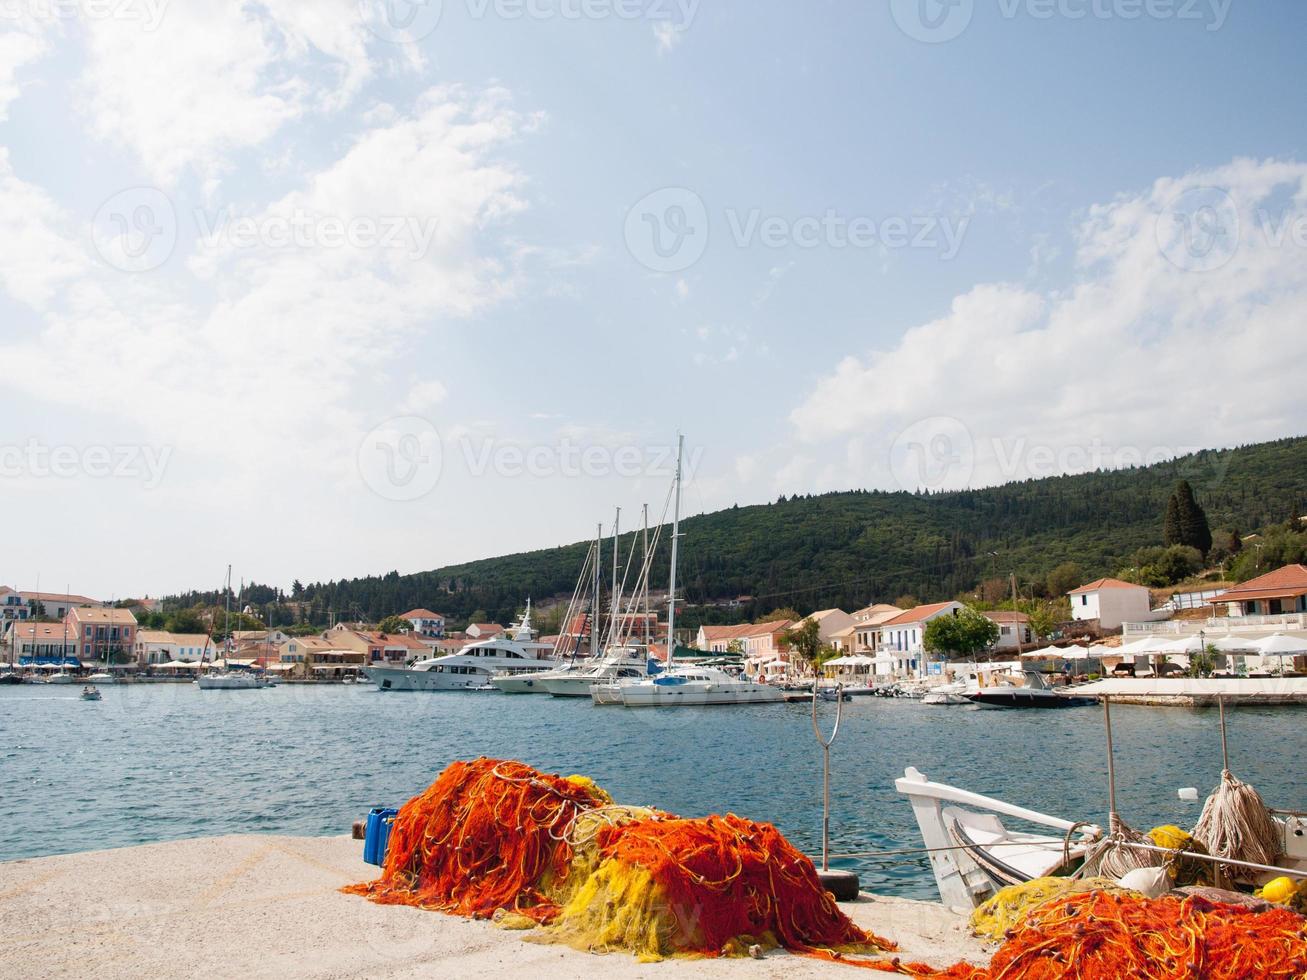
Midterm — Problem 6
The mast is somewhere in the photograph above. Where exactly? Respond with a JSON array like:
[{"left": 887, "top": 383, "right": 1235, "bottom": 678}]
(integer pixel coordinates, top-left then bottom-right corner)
[
  {"left": 224, "top": 565, "right": 232, "bottom": 666},
  {"left": 642, "top": 504, "right": 650, "bottom": 650},
  {"left": 62, "top": 584, "right": 69, "bottom": 668},
  {"left": 590, "top": 524, "right": 601, "bottom": 658},
  {"left": 666, "top": 435, "right": 684, "bottom": 670},
  {"left": 610, "top": 507, "right": 620, "bottom": 651}
]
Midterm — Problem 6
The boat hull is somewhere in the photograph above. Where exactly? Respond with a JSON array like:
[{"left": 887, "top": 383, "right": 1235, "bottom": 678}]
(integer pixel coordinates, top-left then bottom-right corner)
[
  {"left": 196, "top": 674, "right": 267, "bottom": 690},
  {"left": 621, "top": 684, "right": 783, "bottom": 707},
  {"left": 967, "top": 691, "right": 1095, "bottom": 709}
]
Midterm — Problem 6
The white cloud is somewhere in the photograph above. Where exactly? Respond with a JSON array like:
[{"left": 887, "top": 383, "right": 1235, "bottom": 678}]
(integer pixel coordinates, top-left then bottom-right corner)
[
  {"left": 791, "top": 158, "right": 1307, "bottom": 490},
  {"left": 77, "top": 0, "right": 380, "bottom": 185},
  {"left": 0, "top": 24, "right": 49, "bottom": 120},
  {"left": 4, "top": 86, "right": 532, "bottom": 501}
]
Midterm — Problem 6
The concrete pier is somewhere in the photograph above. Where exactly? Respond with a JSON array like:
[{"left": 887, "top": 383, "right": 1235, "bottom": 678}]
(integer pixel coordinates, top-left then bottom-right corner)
[{"left": 0, "top": 835, "right": 987, "bottom": 978}]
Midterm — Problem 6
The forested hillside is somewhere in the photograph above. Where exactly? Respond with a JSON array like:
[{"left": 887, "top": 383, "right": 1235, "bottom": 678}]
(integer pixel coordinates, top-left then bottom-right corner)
[{"left": 168, "top": 436, "right": 1307, "bottom": 627}]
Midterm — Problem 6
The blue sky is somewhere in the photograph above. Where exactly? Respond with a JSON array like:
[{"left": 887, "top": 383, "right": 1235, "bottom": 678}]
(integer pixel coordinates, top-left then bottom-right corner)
[{"left": 2, "top": 1, "right": 1305, "bottom": 599}]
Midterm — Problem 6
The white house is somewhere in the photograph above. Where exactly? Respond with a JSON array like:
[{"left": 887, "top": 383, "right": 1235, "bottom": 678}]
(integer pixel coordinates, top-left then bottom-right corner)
[
  {"left": 136, "top": 631, "right": 215, "bottom": 665},
  {"left": 1067, "top": 578, "right": 1156, "bottom": 631},
  {"left": 983, "top": 611, "right": 1033, "bottom": 652},
  {"left": 875, "top": 601, "right": 965, "bottom": 674},
  {"left": 401, "top": 608, "right": 446, "bottom": 638},
  {"left": 1209, "top": 564, "right": 1307, "bottom": 618},
  {"left": 798, "top": 608, "right": 855, "bottom": 645}
]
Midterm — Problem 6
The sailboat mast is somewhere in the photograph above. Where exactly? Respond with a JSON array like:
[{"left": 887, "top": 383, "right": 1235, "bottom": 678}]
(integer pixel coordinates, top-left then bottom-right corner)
[
  {"left": 666, "top": 435, "right": 684, "bottom": 670},
  {"left": 591, "top": 524, "right": 601, "bottom": 658},
  {"left": 610, "top": 507, "right": 620, "bottom": 650},
  {"left": 642, "top": 504, "right": 650, "bottom": 650}
]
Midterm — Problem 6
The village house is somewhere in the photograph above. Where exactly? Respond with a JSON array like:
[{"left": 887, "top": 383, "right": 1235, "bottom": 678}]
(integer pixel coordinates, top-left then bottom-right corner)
[
  {"left": 831, "top": 604, "right": 905, "bottom": 653},
  {"left": 464, "top": 622, "right": 506, "bottom": 640},
  {"left": 1212, "top": 564, "right": 1307, "bottom": 617},
  {"left": 0, "top": 587, "right": 103, "bottom": 622},
  {"left": 276, "top": 636, "right": 367, "bottom": 679},
  {"left": 66, "top": 607, "right": 137, "bottom": 665},
  {"left": 983, "top": 610, "right": 1033, "bottom": 651},
  {"left": 135, "top": 631, "right": 214, "bottom": 665},
  {"left": 400, "top": 608, "right": 446, "bottom": 638},
  {"left": 875, "top": 601, "right": 965, "bottom": 674},
  {"left": 330, "top": 629, "right": 430, "bottom": 664},
  {"left": 3, "top": 621, "right": 80, "bottom": 663},
  {"left": 1067, "top": 578, "right": 1156, "bottom": 631}
]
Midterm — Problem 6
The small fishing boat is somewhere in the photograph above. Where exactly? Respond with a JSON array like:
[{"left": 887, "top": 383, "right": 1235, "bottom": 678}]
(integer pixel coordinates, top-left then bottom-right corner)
[
  {"left": 921, "top": 687, "right": 971, "bottom": 706},
  {"left": 80, "top": 686, "right": 102, "bottom": 701},
  {"left": 818, "top": 687, "right": 851, "bottom": 702}
]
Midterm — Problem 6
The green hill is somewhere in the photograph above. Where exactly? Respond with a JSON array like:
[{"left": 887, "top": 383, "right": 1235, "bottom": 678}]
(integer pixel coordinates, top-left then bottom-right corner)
[{"left": 172, "top": 436, "right": 1307, "bottom": 627}]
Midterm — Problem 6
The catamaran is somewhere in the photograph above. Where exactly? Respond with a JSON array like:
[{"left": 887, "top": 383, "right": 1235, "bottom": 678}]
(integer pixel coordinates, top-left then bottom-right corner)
[{"left": 364, "top": 602, "right": 556, "bottom": 692}]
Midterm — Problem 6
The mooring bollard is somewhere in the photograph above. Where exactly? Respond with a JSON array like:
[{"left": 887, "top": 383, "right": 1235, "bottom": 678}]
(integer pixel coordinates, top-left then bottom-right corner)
[{"left": 811, "top": 683, "right": 860, "bottom": 901}]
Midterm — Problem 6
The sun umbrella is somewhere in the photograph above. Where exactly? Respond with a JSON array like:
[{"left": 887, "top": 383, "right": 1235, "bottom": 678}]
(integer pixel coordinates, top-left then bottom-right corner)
[{"left": 1252, "top": 633, "right": 1307, "bottom": 673}]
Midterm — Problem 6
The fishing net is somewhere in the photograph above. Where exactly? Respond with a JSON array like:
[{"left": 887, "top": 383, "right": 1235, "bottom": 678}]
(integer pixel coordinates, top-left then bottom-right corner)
[
  {"left": 346, "top": 759, "right": 896, "bottom": 964},
  {"left": 539, "top": 811, "right": 895, "bottom": 962},
  {"left": 1192, "top": 769, "right": 1283, "bottom": 880},
  {"left": 890, "top": 891, "right": 1307, "bottom": 980},
  {"left": 967, "top": 876, "right": 1134, "bottom": 942},
  {"left": 1146, "top": 824, "right": 1213, "bottom": 887},
  {"left": 342, "top": 757, "right": 613, "bottom": 922}
]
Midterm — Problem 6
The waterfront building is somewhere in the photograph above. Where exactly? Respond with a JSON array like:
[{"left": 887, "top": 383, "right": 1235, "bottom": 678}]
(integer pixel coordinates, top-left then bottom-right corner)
[
  {"left": 66, "top": 607, "right": 137, "bottom": 666},
  {"left": 4, "top": 621, "right": 80, "bottom": 662},
  {"left": 875, "top": 601, "right": 965, "bottom": 675},
  {"left": 984, "top": 610, "right": 1033, "bottom": 651},
  {"left": 0, "top": 587, "right": 103, "bottom": 622},
  {"left": 135, "top": 631, "right": 214, "bottom": 665},
  {"left": 1212, "top": 564, "right": 1307, "bottom": 617},
  {"left": 1067, "top": 578, "right": 1157, "bottom": 631},
  {"left": 399, "top": 609, "right": 446, "bottom": 638}
]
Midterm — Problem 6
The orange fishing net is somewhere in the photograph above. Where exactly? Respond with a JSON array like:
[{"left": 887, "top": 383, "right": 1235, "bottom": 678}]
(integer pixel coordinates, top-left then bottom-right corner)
[
  {"left": 883, "top": 891, "right": 1307, "bottom": 979},
  {"left": 342, "top": 757, "right": 612, "bottom": 922},
  {"left": 344, "top": 758, "right": 895, "bottom": 963},
  {"left": 545, "top": 811, "right": 895, "bottom": 959}
]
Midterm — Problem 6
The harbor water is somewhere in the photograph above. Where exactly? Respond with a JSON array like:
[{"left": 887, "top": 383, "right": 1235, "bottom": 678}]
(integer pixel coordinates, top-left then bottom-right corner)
[{"left": 2, "top": 685, "right": 1302, "bottom": 899}]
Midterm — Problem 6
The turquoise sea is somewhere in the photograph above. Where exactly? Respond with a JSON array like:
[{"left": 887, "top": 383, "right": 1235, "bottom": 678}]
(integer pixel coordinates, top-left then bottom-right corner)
[{"left": 2, "top": 684, "right": 1302, "bottom": 899}]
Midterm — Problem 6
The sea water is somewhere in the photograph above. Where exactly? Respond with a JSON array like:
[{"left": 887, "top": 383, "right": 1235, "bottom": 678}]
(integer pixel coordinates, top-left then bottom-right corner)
[{"left": 1, "top": 685, "right": 1302, "bottom": 899}]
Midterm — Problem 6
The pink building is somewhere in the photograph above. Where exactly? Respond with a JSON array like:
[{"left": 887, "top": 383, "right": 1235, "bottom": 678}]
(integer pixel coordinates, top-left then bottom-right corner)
[{"left": 66, "top": 607, "right": 138, "bottom": 665}]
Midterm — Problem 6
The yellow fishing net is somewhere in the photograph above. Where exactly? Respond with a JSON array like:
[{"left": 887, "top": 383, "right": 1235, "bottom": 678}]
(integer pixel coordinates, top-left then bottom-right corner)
[{"left": 969, "top": 876, "right": 1136, "bottom": 942}]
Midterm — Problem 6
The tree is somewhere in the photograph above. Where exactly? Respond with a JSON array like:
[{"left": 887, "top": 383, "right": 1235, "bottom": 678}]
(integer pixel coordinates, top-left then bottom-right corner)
[
  {"left": 725, "top": 639, "right": 744, "bottom": 655},
  {"left": 1165, "top": 480, "right": 1212, "bottom": 556},
  {"left": 923, "top": 607, "right": 999, "bottom": 658},
  {"left": 779, "top": 618, "right": 822, "bottom": 668},
  {"left": 759, "top": 607, "right": 801, "bottom": 622},
  {"left": 893, "top": 595, "right": 920, "bottom": 610},
  {"left": 377, "top": 615, "right": 411, "bottom": 634},
  {"left": 1027, "top": 602, "right": 1060, "bottom": 642},
  {"left": 1045, "top": 562, "right": 1083, "bottom": 598},
  {"left": 165, "top": 607, "right": 206, "bottom": 634},
  {"left": 1163, "top": 493, "right": 1183, "bottom": 547}
]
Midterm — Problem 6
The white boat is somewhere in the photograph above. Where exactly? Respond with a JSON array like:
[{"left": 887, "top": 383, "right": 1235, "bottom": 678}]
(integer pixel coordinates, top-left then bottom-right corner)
[
  {"left": 85, "top": 672, "right": 117, "bottom": 685},
  {"left": 80, "top": 685, "right": 102, "bottom": 701},
  {"left": 197, "top": 672, "right": 268, "bottom": 690},
  {"left": 46, "top": 671, "right": 75, "bottom": 685},
  {"left": 618, "top": 664, "right": 784, "bottom": 707},
  {"left": 542, "top": 649, "right": 650, "bottom": 697},
  {"left": 492, "top": 660, "right": 582, "bottom": 694},
  {"left": 365, "top": 604, "right": 557, "bottom": 692},
  {"left": 921, "top": 689, "right": 971, "bottom": 705}
]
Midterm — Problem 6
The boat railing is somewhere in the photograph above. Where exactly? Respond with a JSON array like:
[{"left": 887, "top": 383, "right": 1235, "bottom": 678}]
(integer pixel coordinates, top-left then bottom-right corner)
[{"left": 894, "top": 767, "right": 1100, "bottom": 836}]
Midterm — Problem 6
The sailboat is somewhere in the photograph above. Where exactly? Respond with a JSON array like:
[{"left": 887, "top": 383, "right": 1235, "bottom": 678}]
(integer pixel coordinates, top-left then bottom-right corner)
[
  {"left": 197, "top": 568, "right": 269, "bottom": 691},
  {"left": 611, "top": 437, "right": 782, "bottom": 709}
]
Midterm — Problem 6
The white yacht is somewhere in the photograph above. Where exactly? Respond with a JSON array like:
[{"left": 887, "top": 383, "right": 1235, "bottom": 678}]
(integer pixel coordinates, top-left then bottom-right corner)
[
  {"left": 618, "top": 664, "right": 783, "bottom": 707},
  {"left": 540, "top": 648, "right": 650, "bottom": 698},
  {"left": 197, "top": 672, "right": 268, "bottom": 690},
  {"left": 491, "top": 657, "right": 585, "bottom": 694},
  {"left": 365, "top": 604, "right": 557, "bottom": 692}
]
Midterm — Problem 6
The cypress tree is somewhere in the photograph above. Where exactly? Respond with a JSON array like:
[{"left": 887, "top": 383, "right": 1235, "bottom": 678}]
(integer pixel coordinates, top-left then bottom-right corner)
[
  {"left": 1163, "top": 492, "right": 1183, "bottom": 546},
  {"left": 1173, "top": 480, "right": 1213, "bottom": 556}
]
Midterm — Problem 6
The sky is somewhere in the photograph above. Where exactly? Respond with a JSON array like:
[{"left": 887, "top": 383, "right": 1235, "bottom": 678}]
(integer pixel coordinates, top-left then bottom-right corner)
[{"left": 1, "top": 0, "right": 1306, "bottom": 600}]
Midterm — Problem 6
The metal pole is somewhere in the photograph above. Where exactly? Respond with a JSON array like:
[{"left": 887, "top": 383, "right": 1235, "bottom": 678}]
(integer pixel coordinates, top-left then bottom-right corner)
[
  {"left": 811, "top": 683, "right": 844, "bottom": 872},
  {"left": 1218, "top": 695, "right": 1229, "bottom": 772},
  {"left": 1103, "top": 696, "right": 1117, "bottom": 821},
  {"left": 665, "top": 436, "right": 683, "bottom": 671}
]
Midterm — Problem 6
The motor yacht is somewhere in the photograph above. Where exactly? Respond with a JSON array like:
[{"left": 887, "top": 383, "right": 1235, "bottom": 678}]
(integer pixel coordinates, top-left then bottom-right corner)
[
  {"left": 617, "top": 664, "right": 783, "bottom": 707},
  {"left": 365, "top": 604, "right": 557, "bottom": 692}
]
